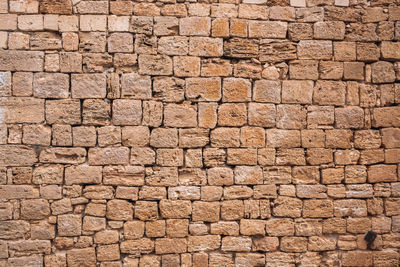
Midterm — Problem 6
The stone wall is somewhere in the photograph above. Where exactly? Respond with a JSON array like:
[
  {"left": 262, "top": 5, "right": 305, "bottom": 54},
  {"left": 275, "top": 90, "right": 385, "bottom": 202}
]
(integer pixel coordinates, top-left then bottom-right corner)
[{"left": 0, "top": 0, "right": 400, "bottom": 266}]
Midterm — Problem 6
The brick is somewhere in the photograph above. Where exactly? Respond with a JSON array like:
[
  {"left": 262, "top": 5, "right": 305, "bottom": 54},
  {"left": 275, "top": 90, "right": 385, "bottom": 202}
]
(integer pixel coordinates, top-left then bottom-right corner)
[
  {"left": 335, "top": 106, "right": 364, "bottom": 129},
  {"left": 221, "top": 236, "right": 252, "bottom": 252},
  {"left": 180, "top": 17, "right": 211, "bottom": 36},
  {"left": 173, "top": 56, "right": 200, "bottom": 77},
  {"left": 112, "top": 99, "right": 142, "bottom": 125},
  {"left": 192, "top": 201, "right": 220, "bottom": 222},
  {"left": 189, "top": 37, "right": 223, "bottom": 57},
  {"left": 314, "top": 21, "right": 345, "bottom": 40},
  {"left": 71, "top": 74, "right": 106, "bottom": 98},
  {"left": 218, "top": 103, "right": 247, "bottom": 127},
  {"left": 164, "top": 103, "right": 197, "bottom": 127},
  {"left": 139, "top": 54, "right": 173, "bottom": 76},
  {"left": 297, "top": 40, "right": 333, "bottom": 60},
  {"left": 276, "top": 104, "right": 306, "bottom": 129},
  {"left": 373, "top": 107, "right": 400, "bottom": 127},
  {"left": 186, "top": 77, "right": 221, "bottom": 101},
  {"left": 0, "top": 51, "right": 43, "bottom": 71},
  {"left": 313, "top": 80, "right": 346, "bottom": 106},
  {"left": 282, "top": 80, "right": 313, "bottom": 104},
  {"left": 158, "top": 36, "right": 188, "bottom": 56},
  {"left": 343, "top": 62, "right": 364, "bottom": 80},
  {"left": 248, "top": 103, "right": 276, "bottom": 127},
  {"left": 88, "top": 147, "right": 129, "bottom": 165},
  {"left": 334, "top": 41, "right": 356, "bottom": 61},
  {"left": 248, "top": 21, "right": 287, "bottom": 38},
  {"left": 371, "top": 61, "right": 396, "bottom": 84}
]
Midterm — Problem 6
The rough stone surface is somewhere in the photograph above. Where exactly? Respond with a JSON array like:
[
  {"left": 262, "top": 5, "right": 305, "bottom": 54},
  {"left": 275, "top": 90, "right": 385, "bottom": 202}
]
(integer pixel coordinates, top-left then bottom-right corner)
[{"left": 0, "top": 1, "right": 399, "bottom": 266}]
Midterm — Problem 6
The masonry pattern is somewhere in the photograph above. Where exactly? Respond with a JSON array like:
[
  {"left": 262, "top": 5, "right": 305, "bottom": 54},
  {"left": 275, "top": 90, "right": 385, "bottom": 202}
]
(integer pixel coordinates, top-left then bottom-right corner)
[{"left": 0, "top": 0, "right": 400, "bottom": 266}]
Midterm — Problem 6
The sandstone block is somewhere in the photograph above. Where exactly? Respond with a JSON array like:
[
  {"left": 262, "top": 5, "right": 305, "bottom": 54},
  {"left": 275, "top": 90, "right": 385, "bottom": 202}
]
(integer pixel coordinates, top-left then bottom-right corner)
[
  {"left": 67, "top": 248, "right": 96, "bottom": 267},
  {"left": 139, "top": 54, "right": 173, "bottom": 76},
  {"left": 58, "top": 214, "right": 81, "bottom": 236},
  {"left": 218, "top": 103, "right": 247, "bottom": 127},
  {"left": 164, "top": 103, "right": 197, "bottom": 127},
  {"left": 335, "top": 106, "right": 364, "bottom": 129},
  {"left": 277, "top": 104, "right": 306, "bottom": 129},
  {"left": 314, "top": 21, "right": 345, "bottom": 40},
  {"left": 221, "top": 236, "right": 252, "bottom": 252},
  {"left": 155, "top": 238, "right": 187, "bottom": 254},
  {"left": 189, "top": 37, "right": 223, "bottom": 57},
  {"left": 71, "top": 74, "right": 107, "bottom": 98},
  {"left": 0, "top": 145, "right": 38, "bottom": 166},
  {"left": 282, "top": 80, "right": 313, "bottom": 104},
  {"left": 297, "top": 40, "right": 333, "bottom": 60},
  {"left": 158, "top": 36, "right": 188, "bottom": 56},
  {"left": 121, "top": 72, "right": 151, "bottom": 99},
  {"left": 112, "top": 99, "right": 142, "bottom": 125},
  {"left": 371, "top": 61, "right": 395, "bottom": 84},
  {"left": 373, "top": 107, "right": 400, "bottom": 127},
  {"left": 186, "top": 77, "right": 221, "bottom": 101},
  {"left": 120, "top": 238, "right": 154, "bottom": 254},
  {"left": 180, "top": 17, "right": 211, "bottom": 36},
  {"left": 134, "top": 201, "right": 158, "bottom": 220},
  {"left": 160, "top": 200, "right": 191, "bottom": 219},
  {"left": 46, "top": 99, "right": 80, "bottom": 124},
  {"left": 192, "top": 201, "right": 220, "bottom": 222},
  {"left": 179, "top": 128, "right": 209, "bottom": 148},
  {"left": 303, "top": 199, "right": 333, "bottom": 218},
  {"left": 88, "top": 147, "right": 129, "bottom": 165},
  {"left": 313, "top": 80, "right": 346, "bottom": 106},
  {"left": 248, "top": 21, "right": 287, "bottom": 38},
  {"left": 174, "top": 56, "right": 200, "bottom": 77}
]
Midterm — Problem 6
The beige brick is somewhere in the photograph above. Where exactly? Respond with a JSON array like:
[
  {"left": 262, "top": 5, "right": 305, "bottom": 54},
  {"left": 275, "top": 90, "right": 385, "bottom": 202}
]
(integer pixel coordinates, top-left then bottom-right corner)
[
  {"left": 189, "top": 37, "right": 223, "bottom": 57},
  {"left": 335, "top": 106, "right": 364, "bottom": 129},
  {"left": 174, "top": 56, "right": 200, "bottom": 77},
  {"left": 108, "top": 32, "right": 133, "bottom": 53},
  {"left": 248, "top": 103, "right": 276, "bottom": 127},
  {"left": 212, "top": 18, "right": 229, "bottom": 37},
  {"left": 217, "top": 103, "right": 246, "bottom": 127},
  {"left": 158, "top": 36, "right": 188, "bottom": 56},
  {"left": 22, "top": 124, "right": 51, "bottom": 146},
  {"left": 276, "top": 105, "right": 306, "bottom": 129},
  {"left": 154, "top": 16, "right": 179, "bottom": 36},
  {"left": 282, "top": 80, "right": 314, "bottom": 104},
  {"left": 179, "top": 128, "right": 209, "bottom": 148},
  {"left": 297, "top": 40, "right": 333, "bottom": 60},
  {"left": 222, "top": 78, "right": 251, "bottom": 102},
  {"left": 46, "top": 99, "right": 80, "bottom": 124},
  {"left": 0, "top": 50, "right": 44, "bottom": 71},
  {"left": 192, "top": 201, "right": 220, "bottom": 222},
  {"left": 314, "top": 21, "right": 345, "bottom": 40},
  {"left": 266, "top": 129, "right": 300, "bottom": 148},
  {"left": 60, "top": 52, "right": 82, "bottom": 72},
  {"left": 80, "top": 15, "right": 106, "bottom": 31},
  {"left": 248, "top": 21, "right": 287, "bottom": 38},
  {"left": 112, "top": 99, "right": 142, "bottom": 125},
  {"left": 253, "top": 80, "right": 280, "bottom": 103},
  {"left": 180, "top": 17, "right": 211, "bottom": 36},
  {"left": 186, "top": 77, "right": 221, "bottom": 101},
  {"left": 88, "top": 147, "right": 129, "bottom": 165},
  {"left": 164, "top": 103, "right": 197, "bottom": 127},
  {"left": 371, "top": 61, "right": 396, "bottom": 84},
  {"left": 18, "top": 15, "right": 43, "bottom": 31},
  {"left": 334, "top": 41, "right": 356, "bottom": 61},
  {"left": 71, "top": 74, "right": 106, "bottom": 99},
  {"left": 139, "top": 54, "right": 173, "bottom": 76},
  {"left": 289, "top": 60, "right": 318, "bottom": 80},
  {"left": 313, "top": 80, "right": 346, "bottom": 106}
]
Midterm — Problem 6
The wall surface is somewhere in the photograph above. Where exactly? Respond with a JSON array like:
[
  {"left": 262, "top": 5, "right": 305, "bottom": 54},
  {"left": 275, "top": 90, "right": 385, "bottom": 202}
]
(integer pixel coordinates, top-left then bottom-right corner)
[{"left": 0, "top": 0, "right": 400, "bottom": 266}]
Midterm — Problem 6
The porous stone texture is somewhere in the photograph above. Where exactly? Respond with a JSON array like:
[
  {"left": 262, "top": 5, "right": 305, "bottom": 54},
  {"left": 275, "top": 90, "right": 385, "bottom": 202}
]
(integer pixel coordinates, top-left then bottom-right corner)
[{"left": 0, "top": 0, "right": 399, "bottom": 266}]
